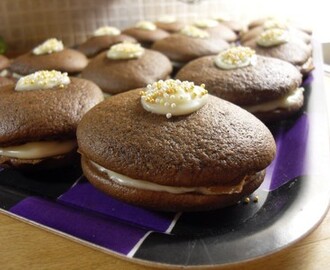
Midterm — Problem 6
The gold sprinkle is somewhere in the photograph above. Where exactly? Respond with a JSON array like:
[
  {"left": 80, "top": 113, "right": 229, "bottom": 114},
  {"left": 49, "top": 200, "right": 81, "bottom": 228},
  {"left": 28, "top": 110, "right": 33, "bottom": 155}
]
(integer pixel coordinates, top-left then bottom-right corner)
[
  {"left": 253, "top": 195, "right": 259, "bottom": 203},
  {"left": 243, "top": 197, "right": 250, "bottom": 204}
]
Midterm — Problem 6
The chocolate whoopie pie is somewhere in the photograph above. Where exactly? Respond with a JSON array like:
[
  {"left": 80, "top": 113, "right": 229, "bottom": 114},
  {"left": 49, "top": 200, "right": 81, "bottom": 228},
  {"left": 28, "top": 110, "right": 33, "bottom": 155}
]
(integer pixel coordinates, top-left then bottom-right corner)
[
  {"left": 122, "top": 21, "right": 169, "bottom": 47},
  {"left": 77, "top": 26, "right": 136, "bottom": 58},
  {"left": 10, "top": 38, "right": 88, "bottom": 76},
  {"left": 154, "top": 15, "right": 185, "bottom": 33},
  {"left": 0, "top": 70, "right": 104, "bottom": 169},
  {"left": 81, "top": 42, "right": 172, "bottom": 95},
  {"left": 151, "top": 25, "right": 230, "bottom": 66},
  {"left": 77, "top": 79, "right": 276, "bottom": 212},
  {"left": 242, "top": 28, "right": 313, "bottom": 75},
  {"left": 194, "top": 19, "right": 237, "bottom": 42},
  {"left": 176, "top": 46, "right": 304, "bottom": 122}
]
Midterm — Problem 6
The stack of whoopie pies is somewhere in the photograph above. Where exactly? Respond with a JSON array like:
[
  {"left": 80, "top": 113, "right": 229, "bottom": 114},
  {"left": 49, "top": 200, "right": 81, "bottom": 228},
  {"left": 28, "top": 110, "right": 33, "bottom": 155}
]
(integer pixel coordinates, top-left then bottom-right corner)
[{"left": 1, "top": 15, "right": 313, "bottom": 212}]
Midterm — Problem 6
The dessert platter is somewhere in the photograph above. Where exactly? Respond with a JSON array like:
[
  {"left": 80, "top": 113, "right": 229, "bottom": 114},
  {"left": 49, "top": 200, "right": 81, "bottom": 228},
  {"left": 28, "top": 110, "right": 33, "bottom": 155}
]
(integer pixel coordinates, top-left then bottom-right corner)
[{"left": 0, "top": 17, "right": 329, "bottom": 268}]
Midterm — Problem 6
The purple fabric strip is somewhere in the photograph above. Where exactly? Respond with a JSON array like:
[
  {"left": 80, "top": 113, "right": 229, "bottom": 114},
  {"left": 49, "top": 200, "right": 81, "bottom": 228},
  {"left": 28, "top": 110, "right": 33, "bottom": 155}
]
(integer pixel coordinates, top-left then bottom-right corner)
[
  {"left": 10, "top": 196, "right": 148, "bottom": 255},
  {"left": 58, "top": 178, "right": 175, "bottom": 232},
  {"left": 265, "top": 114, "right": 309, "bottom": 191}
]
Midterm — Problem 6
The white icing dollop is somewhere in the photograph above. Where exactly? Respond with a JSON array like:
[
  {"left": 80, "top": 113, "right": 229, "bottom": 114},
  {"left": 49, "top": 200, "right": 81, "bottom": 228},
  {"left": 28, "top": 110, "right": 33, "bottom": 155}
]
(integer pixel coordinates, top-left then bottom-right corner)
[
  {"left": 15, "top": 70, "right": 70, "bottom": 91},
  {"left": 94, "top": 26, "right": 121, "bottom": 36},
  {"left": 140, "top": 79, "right": 208, "bottom": 118},
  {"left": 257, "top": 28, "right": 290, "bottom": 47},
  {"left": 157, "top": 15, "right": 177, "bottom": 24},
  {"left": 194, "top": 19, "right": 219, "bottom": 28},
  {"left": 32, "top": 38, "right": 64, "bottom": 55},
  {"left": 214, "top": 46, "right": 257, "bottom": 70},
  {"left": 106, "top": 42, "right": 145, "bottom": 60},
  {"left": 180, "top": 25, "right": 209, "bottom": 38},
  {"left": 135, "top": 21, "right": 157, "bottom": 31}
]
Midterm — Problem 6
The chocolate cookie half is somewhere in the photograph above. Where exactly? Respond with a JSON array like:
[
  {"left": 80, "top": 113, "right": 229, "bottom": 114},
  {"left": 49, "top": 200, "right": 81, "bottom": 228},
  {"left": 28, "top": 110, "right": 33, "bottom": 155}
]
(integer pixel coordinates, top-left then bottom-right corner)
[
  {"left": 10, "top": 38, "right": 88, "bottom": 76},
  {"left": 154, "top": 16, "right": 185, "bottom": 33},
  {"left": 81, "top": 43, "right": 172, "bottom": 95},
  {"left": 77, "top": 79, "right": 276, "bottom": 212},
  {"left": 0, "top": 70, "right": 104, "bottom": 169},
  {"left": 176, "top": 46, "right": 304, "bottom": 122}
]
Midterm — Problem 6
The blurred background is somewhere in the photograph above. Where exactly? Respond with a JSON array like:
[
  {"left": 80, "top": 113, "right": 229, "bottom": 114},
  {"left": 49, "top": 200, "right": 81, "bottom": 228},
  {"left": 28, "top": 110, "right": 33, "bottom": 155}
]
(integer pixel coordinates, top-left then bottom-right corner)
[{"left": 0, "top": 0, "right": 328, "bottom": 53}]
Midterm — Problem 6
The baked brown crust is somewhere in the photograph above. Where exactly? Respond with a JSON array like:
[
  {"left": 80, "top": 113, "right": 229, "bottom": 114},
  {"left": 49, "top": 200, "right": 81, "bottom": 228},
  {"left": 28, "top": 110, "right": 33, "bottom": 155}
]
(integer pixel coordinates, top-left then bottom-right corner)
[
  {"left": 9, "top": 48, "right": 88, "bottom": 75},
  {"left": 77, "top": 35, "right": 137, "bottom": 58},
  {"left": 155, "top": 21, "right": 185, "bottom": 33},
  {"left": 81, "top": 49, "right": 172, "bottom": 94},
  {"left": 77, "top": 89, "right": 276, "bottom": 187},
  {"left": 175, "top": 55, "right": 302, "bottom": 106},
  {"left": 151, "top": 34, "right": 230, "bottom": 63},
  {"left": 0, "top": 77, "right": 14, "bottom": 87},
  {"left": 243, "top": 38, "right": 312, "bottom": 68},
  {"left": 0, "top": 77, "right": 104, "bottom": 146},
  {"left": 122, "top": 28, "right": 169, "bottom": 45},
  {"left": 82, "top": 156, "right": 266, "bottom": 212},
  {"left": 0, "top": 55, "right": 10, "bottom": 70}
]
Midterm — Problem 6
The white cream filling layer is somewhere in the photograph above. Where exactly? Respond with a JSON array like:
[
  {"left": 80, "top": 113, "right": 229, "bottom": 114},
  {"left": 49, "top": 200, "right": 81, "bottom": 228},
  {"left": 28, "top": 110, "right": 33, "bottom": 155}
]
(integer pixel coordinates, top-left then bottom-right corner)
[
  {"left": 33, "top": 38, "right": 64, "bottom": 55},
  {"left": 214, "top": 46, "right": 257, "bottom": 70},
  {"left": 94, "top": 26, "right": 121, "bottom": 36},
  {"left": 15, "top": 70, "right": 70, "bottom": 91},
  {"left": 107, "top": 42, "right": 144, "bottom": 59},
  {"left": 91, "top": 161, "right": 246, "bottom": 195},
  {"left": 244, "top": 87, "right": 304, "bottom": 113},
  {"left": 140, "top": 79, "right": 208, "bottom": 119},
  {"left": 0, "top": 140, "right": 77, "bottom": 159}
]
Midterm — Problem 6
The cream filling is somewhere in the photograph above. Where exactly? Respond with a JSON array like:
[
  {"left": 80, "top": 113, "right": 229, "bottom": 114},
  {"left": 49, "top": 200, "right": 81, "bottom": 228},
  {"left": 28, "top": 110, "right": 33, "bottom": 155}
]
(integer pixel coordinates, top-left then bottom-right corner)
[
  {"left": 15, "top": 70, "right": 70, "bottom": 91},
  {"left": 0, "top": 140, "right": 77, "bottom": 159},
  {"left": 244, "top": 87, "right": 304, "bottom": 113},
  {"left": 140, "top": 79, "right": 208, "bottom": 119},
  {"left": 0, "top": 69, "right": 9, "bottom": 77},
  {"left": 91, "top": 161, "right": 246, "bottom": 195},
  {"left": 107, "top": 42, "right": 144, "bottom": 60},
  {"left": 94, "top": 26, "right": 120, "bottom": 36},
  {"left": 33, "top": 38, "right": 64, "bottom": 55}
]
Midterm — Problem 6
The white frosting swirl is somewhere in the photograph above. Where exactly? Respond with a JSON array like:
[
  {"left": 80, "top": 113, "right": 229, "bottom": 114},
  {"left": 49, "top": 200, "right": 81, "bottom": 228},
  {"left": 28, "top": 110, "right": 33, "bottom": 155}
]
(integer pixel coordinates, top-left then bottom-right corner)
[
  {"left": 106, "top": 42, "right": 144, "bottom": 60},
  {"left": 32, "top": 38, "right": 64, "bottom": 55},
  {"left": 15, "top": 70, "right": 70, "bottom": 91},
  {"left": 94, "top": 26, "right": 121, "bottom": 36},
  {"left": 214, "top": 46, "right": 257, "bottom": 70},
  {"left": 194, "top": 19, "right": 219, "bottom": 28},
  {"left": 140, "top": 79, "right": 208, "bottom": 118},
  {"left": 135, "top": 21, "right": 157, "bottom": 31},
  {"left": 180, "top": 25, "right": 209, "bottom": 38},
  {"left": 257, "top": 29, "right": 290, "bottom": 47},
  {"left": 157, "top": 15, "right": 176, "bottom": 24}
]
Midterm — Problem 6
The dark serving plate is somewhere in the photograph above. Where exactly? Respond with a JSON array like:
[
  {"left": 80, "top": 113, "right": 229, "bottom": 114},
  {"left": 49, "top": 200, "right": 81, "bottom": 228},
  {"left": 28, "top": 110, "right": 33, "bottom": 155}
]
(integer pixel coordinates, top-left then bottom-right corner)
[{"left": 0, "top": 42, "right": 329, "bottom": 268}]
